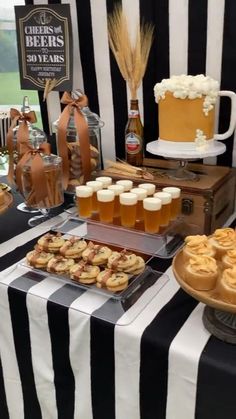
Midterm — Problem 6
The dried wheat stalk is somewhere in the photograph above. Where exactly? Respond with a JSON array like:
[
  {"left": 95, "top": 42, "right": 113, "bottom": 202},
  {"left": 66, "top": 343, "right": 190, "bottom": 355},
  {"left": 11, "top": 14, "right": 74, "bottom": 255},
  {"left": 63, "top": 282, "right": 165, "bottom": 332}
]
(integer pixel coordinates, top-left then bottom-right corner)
[
  {"left": 107, "top": 5, "right": 154, "bottom": 99},
  {"left": 105, "top": 159, "right": 154, "bottom": 180}
]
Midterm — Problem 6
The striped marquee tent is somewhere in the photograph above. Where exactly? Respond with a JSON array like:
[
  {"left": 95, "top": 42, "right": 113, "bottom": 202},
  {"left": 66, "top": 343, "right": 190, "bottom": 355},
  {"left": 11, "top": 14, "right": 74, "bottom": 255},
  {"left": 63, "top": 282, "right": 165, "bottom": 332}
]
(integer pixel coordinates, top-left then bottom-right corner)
[{"left": 26, "top": 0, "right": 236, "bottom": 167}]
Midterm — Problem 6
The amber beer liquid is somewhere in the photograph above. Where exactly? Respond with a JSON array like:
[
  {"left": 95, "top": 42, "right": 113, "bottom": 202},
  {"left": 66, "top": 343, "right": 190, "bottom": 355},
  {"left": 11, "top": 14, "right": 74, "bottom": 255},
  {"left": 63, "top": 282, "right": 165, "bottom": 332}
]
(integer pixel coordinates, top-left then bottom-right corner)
[
  {"left": 86, "top": 180, "right": 103, "bottom": 212},
  {"left": 130, "top": 187, "right": 147, "bottom": 222},
  {"left": 125, "top": 99, "right": 143, "bottom": 167},
  {"left": 143, "top": 197, "right": 162, "bottom": 234},
  {"left": 162, "top": 187, "right": 181, "bottom": 220},
  {"left": 108, "top": 184, "right": 125, "bottom": 218},
  {"left": 97, "top": 189, "right": 115, "bottom": 223},
  {"left": 154, "top": 191, "right": 172, "bottom": 226},
  {"left": 119, "top": 192, "right": 137, "bottom": 228},
  {"left": 75, "top": 185, "right": 93, "bottom": 218}
]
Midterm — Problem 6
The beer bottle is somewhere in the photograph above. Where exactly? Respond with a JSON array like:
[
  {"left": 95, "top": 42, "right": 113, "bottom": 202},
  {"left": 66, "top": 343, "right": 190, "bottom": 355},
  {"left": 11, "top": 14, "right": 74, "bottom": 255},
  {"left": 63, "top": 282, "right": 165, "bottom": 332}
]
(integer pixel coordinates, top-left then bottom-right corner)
[{"left": 125, "top": 99, "right": 143, "bottom": 167}]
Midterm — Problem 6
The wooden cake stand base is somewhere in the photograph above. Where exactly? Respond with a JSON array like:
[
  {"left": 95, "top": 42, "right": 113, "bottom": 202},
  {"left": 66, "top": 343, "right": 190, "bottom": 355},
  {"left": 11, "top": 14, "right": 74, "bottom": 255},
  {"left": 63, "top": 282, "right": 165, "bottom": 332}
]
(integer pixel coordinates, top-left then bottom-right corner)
[{"left": 173, "top": 250, "right": 236, "bottom": 344}]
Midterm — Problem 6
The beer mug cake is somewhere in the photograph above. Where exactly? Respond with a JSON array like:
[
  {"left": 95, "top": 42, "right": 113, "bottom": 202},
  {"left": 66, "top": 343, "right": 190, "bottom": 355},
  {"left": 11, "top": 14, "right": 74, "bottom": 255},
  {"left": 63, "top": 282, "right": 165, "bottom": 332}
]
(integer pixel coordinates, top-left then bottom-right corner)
[{"left": 153, "top": 74, "right": 236, "bottom": 151}]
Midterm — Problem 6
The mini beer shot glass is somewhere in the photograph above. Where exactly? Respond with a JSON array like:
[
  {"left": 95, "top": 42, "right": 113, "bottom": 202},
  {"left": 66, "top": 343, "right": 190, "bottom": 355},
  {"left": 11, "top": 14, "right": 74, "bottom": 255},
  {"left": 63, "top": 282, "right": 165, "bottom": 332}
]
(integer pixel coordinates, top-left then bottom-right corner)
[
  {"left": 162, "top": 187, "right": 181, "bottom": 220},
  {"left": 86, "top": 180, "right": 103, "bottom": 212},
  {"left": 97, "top": 189, "right": 115, "bottom": 223},
  {"left": 130, "top": 187, "right": 147, "bottom": 222},
  {"left": 138, "top": 183, "right": 156, "bottom": 196},
  {"left": 154, "top": 191, "right": 172, "bottom": 227},
  {"left": 143, "top": 197, "right": 162, "bottom": 234},
  {"left": 116, "top": 179, "right": 133, "bottom": 192},
  {"left": 75, "top": 185, "right": 93, "bottom": 218},
  {"left": 95, "top": 176, "right": 112, "bottom": 188},
  {"left": 119, "top": 192, "right": 137, "bottom": 228},
  {"left": 107, "top": 184, "right": 125, "bottom": 218}
]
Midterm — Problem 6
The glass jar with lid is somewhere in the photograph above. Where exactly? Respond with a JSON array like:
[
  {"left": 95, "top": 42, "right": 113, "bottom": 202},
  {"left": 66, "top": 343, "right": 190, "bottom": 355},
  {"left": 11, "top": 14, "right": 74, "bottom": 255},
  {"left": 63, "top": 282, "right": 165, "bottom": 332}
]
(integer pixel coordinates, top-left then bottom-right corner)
[
  {"left": 53, "top": 89, "right": 104, "bottom": 193},
  {"left": 12, "top": 96, "right": 47, "bottom": 165},
  {"left": 21, "top": 153, "right": 63, "bottom": 209}
]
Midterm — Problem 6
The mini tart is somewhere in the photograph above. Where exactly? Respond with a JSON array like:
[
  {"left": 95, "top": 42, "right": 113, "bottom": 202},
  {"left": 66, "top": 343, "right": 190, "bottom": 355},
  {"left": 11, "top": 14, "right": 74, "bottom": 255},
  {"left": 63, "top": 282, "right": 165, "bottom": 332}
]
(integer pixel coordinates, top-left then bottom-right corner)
[
  {"left": 184, "top": 255, "right": 218, "bottom": 291},
  {"left": 217, "top": 267, "right": 236, "bottom": 304},
  {"left": 96, "top": 269, "right": 129, "bottom": 291},
  {"left": 183, "top": 234, "right": 215, "bottom": 261},
  {"left": 47, "top": 256, "right": 75, "bottom": 274},
  {"left": 70, "top": 262, "right": 100, "bottom": 284},
  {"left": 208, "top": 228, "right": 236, "bottom": 259},
  {"left": 222, "top": 249, "right": 236, "bottom": 269},
  {"left": 107, "top": 250, "right": 137, "bottom": 272},
  {"left": 26, "top": 247, "right": 54, "bottom": 269},
  {"left": 124, "top": 256, "right": 145, "bottom": 275},
  {"left": 37, "top": 233, "right": 65, "bottom": 253},
  {"left": 59, "top": 237, "right": 87, "bottom": 259},
  {"left": 82, "top": 242, "right": 112, "bottom": 265}
]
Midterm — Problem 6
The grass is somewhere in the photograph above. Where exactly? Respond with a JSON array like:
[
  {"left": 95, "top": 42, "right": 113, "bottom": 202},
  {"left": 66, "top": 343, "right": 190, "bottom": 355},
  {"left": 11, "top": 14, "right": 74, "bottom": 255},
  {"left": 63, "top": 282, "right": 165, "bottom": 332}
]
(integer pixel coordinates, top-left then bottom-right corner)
[{"left": 0, "top": 72, "right": 42, "bottom": 128}]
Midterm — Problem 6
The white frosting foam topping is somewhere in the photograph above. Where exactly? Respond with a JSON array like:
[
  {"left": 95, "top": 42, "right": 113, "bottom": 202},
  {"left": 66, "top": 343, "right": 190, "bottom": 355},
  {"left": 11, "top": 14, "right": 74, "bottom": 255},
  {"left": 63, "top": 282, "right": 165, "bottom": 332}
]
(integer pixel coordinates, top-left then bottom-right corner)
[
  {"left": 119, "top": 192, "right": 137, "bottom": 205},
  {"left": 138, "top": 183, "right": 156, "bottom": 196},
  {"left": 154, "top": 74, "right": 219, "bottom": 115},
  {"left": 95, "top": 176, "right": 112, "bottom": 187},
  {"left": 97, "top": 189, "right": 115, "bottom": 202},
  {"left": 116, "top": 180, "right": 133, "bottom": 191},
  {"left": 76, "top": 185, "right": 93, "bottom": 197}
]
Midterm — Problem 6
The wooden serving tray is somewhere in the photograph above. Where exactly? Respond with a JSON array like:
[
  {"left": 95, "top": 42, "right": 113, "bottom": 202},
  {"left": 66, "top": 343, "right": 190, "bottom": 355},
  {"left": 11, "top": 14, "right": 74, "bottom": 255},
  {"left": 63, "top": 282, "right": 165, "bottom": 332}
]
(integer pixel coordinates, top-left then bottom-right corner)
[
  {"left": 0, "top": 191, "right": 13, "bottom": 215},
  {"left": 172, "top": 250, "right": 236, "bottom": 314}
]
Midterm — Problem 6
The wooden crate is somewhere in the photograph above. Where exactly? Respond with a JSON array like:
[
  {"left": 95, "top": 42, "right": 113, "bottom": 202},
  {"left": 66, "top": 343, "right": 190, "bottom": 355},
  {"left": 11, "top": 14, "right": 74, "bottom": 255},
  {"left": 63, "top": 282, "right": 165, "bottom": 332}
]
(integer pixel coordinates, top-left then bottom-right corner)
[{"left": 99, "top": 159, "right": 236, "bottom": 234}]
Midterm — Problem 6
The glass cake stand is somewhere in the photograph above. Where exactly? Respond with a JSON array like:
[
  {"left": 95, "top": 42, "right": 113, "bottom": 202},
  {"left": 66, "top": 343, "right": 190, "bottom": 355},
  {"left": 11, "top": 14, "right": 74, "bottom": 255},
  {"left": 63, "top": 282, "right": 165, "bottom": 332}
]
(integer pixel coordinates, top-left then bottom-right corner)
[{"left": 146, "top": 139, "right": 226, "bottom": 181}]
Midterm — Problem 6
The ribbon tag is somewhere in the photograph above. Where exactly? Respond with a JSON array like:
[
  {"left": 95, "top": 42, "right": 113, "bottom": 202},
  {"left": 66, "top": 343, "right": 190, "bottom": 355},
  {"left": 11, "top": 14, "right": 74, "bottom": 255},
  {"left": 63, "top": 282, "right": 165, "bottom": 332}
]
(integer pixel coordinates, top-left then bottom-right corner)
[
  {"left": 7, "top": 108, "right": 37, "bottom": 184},
  {"left": 57, "top": 91, "right": 91, "bottom": 189}
]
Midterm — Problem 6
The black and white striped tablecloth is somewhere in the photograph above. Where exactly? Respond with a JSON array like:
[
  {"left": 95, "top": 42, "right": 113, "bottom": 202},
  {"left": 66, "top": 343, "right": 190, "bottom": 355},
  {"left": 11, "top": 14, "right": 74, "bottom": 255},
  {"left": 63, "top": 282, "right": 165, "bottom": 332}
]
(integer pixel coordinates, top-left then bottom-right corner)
[{"left": 0, "top": 212, "right": 236, "bottom": 419}]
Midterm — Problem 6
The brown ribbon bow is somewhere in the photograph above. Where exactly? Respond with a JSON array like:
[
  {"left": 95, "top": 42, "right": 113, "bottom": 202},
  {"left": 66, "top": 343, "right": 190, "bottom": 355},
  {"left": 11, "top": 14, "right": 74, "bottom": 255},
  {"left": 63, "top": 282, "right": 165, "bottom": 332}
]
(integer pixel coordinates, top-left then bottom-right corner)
[
  {"left": 7, "top": 108, "right": 37, "bottom": 184},
  {"left": 57, "top": 91, "right": 91, "bottom": 189},
  {"left": 15, "top": 142, "right": 51, "bottom": 205}
]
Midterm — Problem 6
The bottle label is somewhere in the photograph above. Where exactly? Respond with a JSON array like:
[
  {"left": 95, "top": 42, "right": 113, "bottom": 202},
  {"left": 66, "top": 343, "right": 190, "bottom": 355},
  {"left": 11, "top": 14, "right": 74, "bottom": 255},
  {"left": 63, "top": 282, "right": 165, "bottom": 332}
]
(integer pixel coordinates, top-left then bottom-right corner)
[
  {"left": 125, "top": 133, "right": 142, "bottom": 154},
  {"left": 128, "top": 110, "right": 139, "bottom": 118}
]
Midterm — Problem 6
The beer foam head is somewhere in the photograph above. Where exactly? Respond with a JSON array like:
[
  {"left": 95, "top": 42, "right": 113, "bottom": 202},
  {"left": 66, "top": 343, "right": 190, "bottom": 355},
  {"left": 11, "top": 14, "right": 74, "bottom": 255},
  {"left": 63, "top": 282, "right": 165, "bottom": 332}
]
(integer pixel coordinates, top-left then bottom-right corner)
[
  {"left": 119, "top": 192, "right": 138, "bottom": 205},
  {"left": 154, "top": 191, "right": 172, "bottom": 204},
  {"left": 95, "top": 176, "right": 112, "bottom": 187},
  {"left": 97, "top": 189, "right": 115, "bottom": 202},
  {"left": 86, "top": 180, "right": 103, "bottom": 192},
  {"left": 138, "top": 183, "right": 156, "bottom": 196},
  {"left": 143, "top": 197, "right": 162, "bottom": 211},
  {"left": 131, "top": 187, "right": 147, "bottom": 200},
  {"left": 116, "top": 179, "right": 133, "bottom": 191},
  {"left": 75, "top": 185, "right": 93, "bottom": 197},
  {"left": 154, "top": 74, "right": 219, "bottom": 115},
  {"left": 162, "top": 187, "right": 181, "bottom": 198},
  {"left": 108, "top": 184, "right": 125, "bottom": 195}
]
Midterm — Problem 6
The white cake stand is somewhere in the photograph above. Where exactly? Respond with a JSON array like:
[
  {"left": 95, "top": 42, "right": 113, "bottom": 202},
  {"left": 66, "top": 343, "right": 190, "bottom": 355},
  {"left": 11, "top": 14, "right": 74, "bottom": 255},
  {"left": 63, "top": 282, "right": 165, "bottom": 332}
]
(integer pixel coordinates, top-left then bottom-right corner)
[{"left": 146, "top": 139, "right": 226, "bottom": 180}]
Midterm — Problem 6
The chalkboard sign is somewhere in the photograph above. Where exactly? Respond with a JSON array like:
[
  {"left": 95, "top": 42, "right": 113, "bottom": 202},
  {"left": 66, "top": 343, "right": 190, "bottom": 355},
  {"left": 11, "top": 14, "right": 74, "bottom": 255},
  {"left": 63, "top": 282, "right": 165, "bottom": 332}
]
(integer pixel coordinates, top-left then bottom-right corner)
[{"left": 15, "top": 4, "right": 73, "bottom": 91}]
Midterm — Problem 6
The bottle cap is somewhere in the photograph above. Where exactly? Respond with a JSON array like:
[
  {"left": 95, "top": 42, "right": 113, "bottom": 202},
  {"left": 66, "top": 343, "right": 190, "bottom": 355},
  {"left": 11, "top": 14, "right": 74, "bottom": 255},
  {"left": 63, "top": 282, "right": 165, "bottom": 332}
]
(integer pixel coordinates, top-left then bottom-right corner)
[
  {"left": 119, "top": 192, "right": 137, "bottom": 205},
  {"left": 86, "top": 180, "right": 103, "bottom": 192},
  {"left": 154, "top": 191, "right": 172, "bottom": 204},
  {"left": 116, "top": 179, "right": 133, "bottom": 191},
  {"left": 162, "top": 187, "right": 181, "bottom": 198},
  {"left": 130, "top": 187, "right": 147, "bottom": 200},
  {"left": 108, "top": 184, "right": 125, "bottom": 195},
  {"left": 143, "top": 197, "right": 162, "bottom": 211},
  {"left": 95, "top": 176, "right": 112, "bottom": 187},
  {"left": 75, "top": 185, "right": 93, "bottom": 197},
  {"left": 138, "top": 183, "right": 156, "bottom": 196},
  {"left": 97, "top": 189, "right": 115, "bottom": 202}
]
